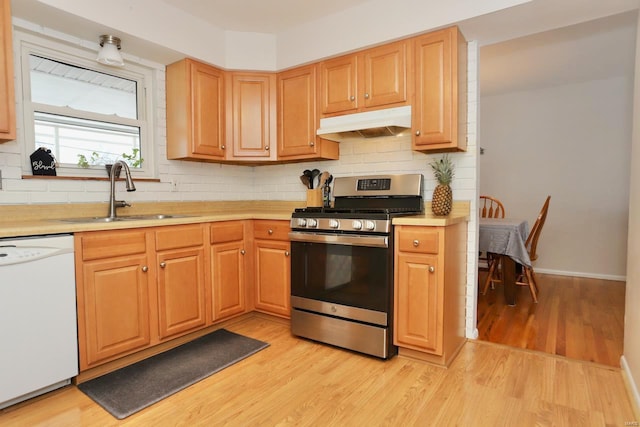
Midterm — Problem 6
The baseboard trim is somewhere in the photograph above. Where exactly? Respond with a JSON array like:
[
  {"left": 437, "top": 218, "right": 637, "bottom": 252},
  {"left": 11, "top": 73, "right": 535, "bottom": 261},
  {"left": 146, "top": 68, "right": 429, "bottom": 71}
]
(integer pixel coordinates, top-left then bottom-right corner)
[
  {"left": 620, "top": 355, "right": 640, "bottom": 420},
  {"left": 534, "top": 268, "right": 625, "bottom": 282}
]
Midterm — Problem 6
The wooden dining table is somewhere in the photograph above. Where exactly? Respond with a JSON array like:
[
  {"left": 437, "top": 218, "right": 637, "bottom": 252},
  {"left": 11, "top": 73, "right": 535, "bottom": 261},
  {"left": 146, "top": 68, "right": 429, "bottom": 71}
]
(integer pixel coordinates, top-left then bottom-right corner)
[{"left": 478, "top": 217, "right": 530, "bottom": 306}]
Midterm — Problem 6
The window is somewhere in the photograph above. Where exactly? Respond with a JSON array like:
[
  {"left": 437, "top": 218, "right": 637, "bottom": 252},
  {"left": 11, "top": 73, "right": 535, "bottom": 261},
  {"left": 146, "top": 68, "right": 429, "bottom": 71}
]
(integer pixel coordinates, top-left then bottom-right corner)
[{"left": 16, "top": 31, "right": 155, "bottom": 177}]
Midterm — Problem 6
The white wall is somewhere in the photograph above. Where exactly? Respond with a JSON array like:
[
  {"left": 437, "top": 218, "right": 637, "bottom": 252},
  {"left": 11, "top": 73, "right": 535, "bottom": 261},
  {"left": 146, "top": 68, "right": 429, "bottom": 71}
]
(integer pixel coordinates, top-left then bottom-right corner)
[
  {"left": 480, "top": 76, "right": 632, "bottom": 279},
  {"left": 621, "top": 9, "right": 640, "bottom": 414}
]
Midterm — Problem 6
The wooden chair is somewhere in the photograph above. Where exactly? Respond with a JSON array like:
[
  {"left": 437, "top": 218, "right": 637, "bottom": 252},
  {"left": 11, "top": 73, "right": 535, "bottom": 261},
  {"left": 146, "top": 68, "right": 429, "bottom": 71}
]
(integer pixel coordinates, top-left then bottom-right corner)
[
  {"left": 482, "top": 196, "right": 551, "bottom": 303},
  {"left": 478, "top": 195, "right": 505, "bottom": 289},
  {"left": 480, "top": 195, "right": 506, "bottom": 219}
]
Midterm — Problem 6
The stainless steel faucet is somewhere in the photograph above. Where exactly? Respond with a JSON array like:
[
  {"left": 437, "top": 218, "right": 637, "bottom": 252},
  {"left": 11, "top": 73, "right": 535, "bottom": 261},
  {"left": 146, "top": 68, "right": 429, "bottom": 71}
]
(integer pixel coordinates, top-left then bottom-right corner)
[{"left": 108, "top": 160, "right": 136, "bottom": 219}]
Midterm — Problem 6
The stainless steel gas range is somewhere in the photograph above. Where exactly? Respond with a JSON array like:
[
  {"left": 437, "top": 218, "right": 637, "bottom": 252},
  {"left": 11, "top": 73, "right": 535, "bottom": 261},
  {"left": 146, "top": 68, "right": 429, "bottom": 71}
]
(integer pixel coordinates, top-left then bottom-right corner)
[{"left": 289, "top": 174, "right": 423, "bottom": 359}]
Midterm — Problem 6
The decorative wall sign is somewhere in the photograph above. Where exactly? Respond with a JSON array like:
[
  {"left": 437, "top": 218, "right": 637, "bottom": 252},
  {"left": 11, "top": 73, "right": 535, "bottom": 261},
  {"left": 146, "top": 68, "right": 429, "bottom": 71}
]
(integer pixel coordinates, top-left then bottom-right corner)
[{"left": 30, "top": 147, "right": 57, "bottom": 176}]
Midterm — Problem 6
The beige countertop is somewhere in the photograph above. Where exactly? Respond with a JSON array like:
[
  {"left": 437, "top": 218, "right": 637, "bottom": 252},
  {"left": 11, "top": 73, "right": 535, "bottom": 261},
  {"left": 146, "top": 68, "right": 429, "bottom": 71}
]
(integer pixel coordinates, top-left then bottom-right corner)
[
  {"left": 0, "top": 200, "right": 470, "bottom": 239},
  {"left": 392, "top": 202, "right": 470, "bottom": 226}
]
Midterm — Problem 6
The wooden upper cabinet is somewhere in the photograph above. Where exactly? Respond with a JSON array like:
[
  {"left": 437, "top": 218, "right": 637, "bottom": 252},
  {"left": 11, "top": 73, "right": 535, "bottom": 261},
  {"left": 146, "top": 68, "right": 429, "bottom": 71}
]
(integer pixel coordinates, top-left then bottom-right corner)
[
  {"left": 320, "top": 40, "right": 411, "bottom": 117},
  {"left": 320, "top": 54, "right": 358, "bottom": 115},
  {"left": 413, "top": 26, "right": 467, "bottom": 152},
  {"left": 277, "top": 64, "right": 338, "bottom": 160},
  {"left": 226, "top": 72, "right": 276, "bottom": 161},
  {"left": 362, "top": 41, "right": 411, "bottom": 110},
  {"left": 0, "top": 0, "right": 16, "bottom": 142},
  {"left": 166, "top": 58, "right": 226, "bottom": 161}
]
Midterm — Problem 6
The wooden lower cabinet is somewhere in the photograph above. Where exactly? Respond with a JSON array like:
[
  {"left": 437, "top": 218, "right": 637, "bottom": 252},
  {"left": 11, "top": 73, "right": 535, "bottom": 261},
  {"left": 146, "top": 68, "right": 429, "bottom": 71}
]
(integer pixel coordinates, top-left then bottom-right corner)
[
  {"left": 75, "top": 219, "right": 292, "bottom": 372},
  {"left": 155, "top": 225, "right": 207, "bottom": 340},
  {"left": 75, "top": 224, "right": 207, "bottom": 371},
  {"left": 393, "top": 222, "right": 467, "bottom": 366},
  {"left": 75, "top": 230, "right": 153, "bottom": 371},
  {"left": 253, "top": 220, "right": 291, "bottom": 318},
  {"left": 210, "top": 221, "right": 248, "bottom": 322}
]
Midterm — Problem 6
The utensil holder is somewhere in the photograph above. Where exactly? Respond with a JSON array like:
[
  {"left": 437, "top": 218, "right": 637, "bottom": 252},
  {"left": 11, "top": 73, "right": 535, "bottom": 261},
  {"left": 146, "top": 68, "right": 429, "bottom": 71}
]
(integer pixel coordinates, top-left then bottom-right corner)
[{"left": 306, "top": 189, "right": 323, "bottom": 207}]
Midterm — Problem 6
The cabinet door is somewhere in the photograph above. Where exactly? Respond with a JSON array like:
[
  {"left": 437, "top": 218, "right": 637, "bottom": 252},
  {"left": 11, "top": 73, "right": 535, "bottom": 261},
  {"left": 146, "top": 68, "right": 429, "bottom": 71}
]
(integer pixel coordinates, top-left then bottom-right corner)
[
  {"left": 254, "top": 239, "right": 291, "bottom": 317},
  {"left": 228, "top": 73, "right": 276, "bottom": 160},
  {"left": 277, "top": 65, "right": 321, "bottom": 158},
  {"left": 320, "top": 54, "right": 357, "bottom": 115},
  {"left": 79, "top": 256, "right": 151, "bottom": 369},
  {"left": 413, "top": 27, "right": 467, "bottom": 152},
  {"left": 0, "top": 0, "right": 15, "bottom": 142},
  {"left": 211, "top": 240, "right": 246, "bottom": 321},
  {"left": 362, "top": 41, "right": 409, "bottom": 109},
  {"left": 167, "top": 59, "right": 226, "bottom": 160},
  {"left": 191, "top": 61, "right": 226, "bottom": 157},
  {"left": 156, "top": 247, "right": 207, "bottom": 340},
  {"left": 394, "top": 252, "right": 442, "bottom": 353}
]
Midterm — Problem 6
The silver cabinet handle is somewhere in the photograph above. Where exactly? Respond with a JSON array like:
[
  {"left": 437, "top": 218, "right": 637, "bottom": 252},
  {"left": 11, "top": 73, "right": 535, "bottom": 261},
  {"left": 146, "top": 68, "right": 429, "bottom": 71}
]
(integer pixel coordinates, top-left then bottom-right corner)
[
  {"left": 240, "top": 249, "right": 245, "bottom": 255},
  {"left": 160, "top": 262, "right": 166, "bottom": 268},
  {"left": 429, "top": 265, "right": 435, "bottom": 273},
  {"left": 268, "top": 229, "right": 273, "bottom": 235},
  {"left": 415, "top": 130, "right": 421, "bottom": 136},
  {"left": 142, "top": 266, "right": 148, "bottom": 272},
  {"left": 309, "top": 141, "right": 315, "bottom": 147},
  {"left": 350, "top": 95, "right": 355, "bottom": 101},
  {"left": 364, "top": 93, "right": 369, "bottom": 99},
  {"left": 221, "top": 145, "right": 226, "bottom": 149},
  {"left": 285, "top": 251, "right": 290, "bottom": 257},
  {"left": 413, "top": 239, "right": 419, "bottom": 247}
]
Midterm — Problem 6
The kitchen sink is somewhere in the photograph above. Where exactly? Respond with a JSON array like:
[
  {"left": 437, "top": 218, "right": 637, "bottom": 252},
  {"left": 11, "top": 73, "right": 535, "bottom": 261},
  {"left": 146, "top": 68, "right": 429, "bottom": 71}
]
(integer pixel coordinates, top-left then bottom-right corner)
[{"left": 58, "top": 214, "right": 192, "bottom": 223}]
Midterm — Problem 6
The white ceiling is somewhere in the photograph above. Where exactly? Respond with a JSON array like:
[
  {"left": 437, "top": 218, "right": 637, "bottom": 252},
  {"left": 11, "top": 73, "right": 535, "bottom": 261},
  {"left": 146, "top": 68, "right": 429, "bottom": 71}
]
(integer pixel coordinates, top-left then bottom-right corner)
[
  {"left": 480, "top": 11, "right": 638, "bottom": 96},
  {"left": 155, "top": 0, "right": 638, "bottom": 43},
  {"left": 160, "top": 0, "right": 372, "bottom": 34}
]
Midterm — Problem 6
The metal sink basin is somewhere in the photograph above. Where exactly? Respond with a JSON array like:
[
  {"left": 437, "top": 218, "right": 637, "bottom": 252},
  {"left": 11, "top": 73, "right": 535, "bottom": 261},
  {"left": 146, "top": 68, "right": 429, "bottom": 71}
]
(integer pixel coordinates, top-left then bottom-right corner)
[{"left": 58, "top": 214, "right": 192, "bottom": 223}]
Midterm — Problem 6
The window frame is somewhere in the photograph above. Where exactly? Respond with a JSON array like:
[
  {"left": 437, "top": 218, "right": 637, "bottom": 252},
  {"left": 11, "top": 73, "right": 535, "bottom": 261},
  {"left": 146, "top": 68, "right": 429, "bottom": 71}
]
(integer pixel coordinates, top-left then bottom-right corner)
[{"left": 14, "top": 29, "right": 156, "bottom": 179}]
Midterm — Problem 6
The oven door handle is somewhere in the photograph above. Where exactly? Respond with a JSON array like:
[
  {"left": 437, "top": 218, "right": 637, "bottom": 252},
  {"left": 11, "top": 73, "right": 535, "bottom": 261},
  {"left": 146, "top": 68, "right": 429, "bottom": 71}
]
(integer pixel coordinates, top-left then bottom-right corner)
[{"left": 288, "top": 231, "right": 389, "bottom": 248}]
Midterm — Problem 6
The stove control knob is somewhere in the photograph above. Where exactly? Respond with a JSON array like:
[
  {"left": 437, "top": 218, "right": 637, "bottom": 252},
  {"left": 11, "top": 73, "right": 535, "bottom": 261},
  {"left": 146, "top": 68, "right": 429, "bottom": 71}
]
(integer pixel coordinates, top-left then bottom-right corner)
[
  {"left": 364, "top": 220, "right": 376, "bottom": 231},
  {"left": 352, "top": 220, "right": 363, "bottom": 230},
  {"left": 296, "top": 218, "right": 307, "bottom": 227},
  {"left": 329, "top": 219, "right": 340, "bottom": 229},
  {"left": 307, "top": 219, "right": 318, "bottom": 228}
]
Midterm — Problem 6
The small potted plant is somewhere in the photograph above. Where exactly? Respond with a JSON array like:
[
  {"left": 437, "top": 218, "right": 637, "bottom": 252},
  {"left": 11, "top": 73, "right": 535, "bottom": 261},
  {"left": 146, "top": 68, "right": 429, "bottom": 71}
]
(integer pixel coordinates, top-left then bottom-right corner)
[{"left": 121, "top": 147, "right": 143, "bottom": 168}]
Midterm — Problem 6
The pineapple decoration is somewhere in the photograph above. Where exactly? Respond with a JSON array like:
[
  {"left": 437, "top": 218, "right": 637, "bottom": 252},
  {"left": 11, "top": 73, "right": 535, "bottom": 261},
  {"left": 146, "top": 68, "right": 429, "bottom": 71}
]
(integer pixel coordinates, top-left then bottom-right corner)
[{"left": 429, "top": 154, "right": 454, "bottom": 216}]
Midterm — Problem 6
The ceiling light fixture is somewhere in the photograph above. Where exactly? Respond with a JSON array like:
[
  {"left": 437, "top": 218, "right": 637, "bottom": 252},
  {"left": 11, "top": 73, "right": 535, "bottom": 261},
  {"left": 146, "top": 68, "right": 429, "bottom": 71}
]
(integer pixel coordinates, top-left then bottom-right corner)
[{"left": 97, "top": 35, "right": 124, "bottom": 67}]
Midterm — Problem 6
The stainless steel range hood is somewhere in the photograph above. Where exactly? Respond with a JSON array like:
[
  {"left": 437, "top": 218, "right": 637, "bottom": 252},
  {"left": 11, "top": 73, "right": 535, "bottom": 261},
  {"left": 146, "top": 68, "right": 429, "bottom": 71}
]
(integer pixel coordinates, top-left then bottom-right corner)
[{"left": 316, "top": 106, "right": 411, "bottom": 142}]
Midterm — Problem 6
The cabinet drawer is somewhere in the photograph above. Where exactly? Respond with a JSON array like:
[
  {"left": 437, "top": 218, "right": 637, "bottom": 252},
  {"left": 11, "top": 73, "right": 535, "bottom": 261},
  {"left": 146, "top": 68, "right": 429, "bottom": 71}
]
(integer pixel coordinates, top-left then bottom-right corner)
[
  {"left": 210, "top": 221, "right": 244, "bottom": 244},
  {"left": 253, "top": 220, "right": 290, "bottom": 241},
  {"left": 397, "top": 227, "right": 439, "bottom": 254},
  {"left": 155, "top": 224, "right": 204, "bottom": 251},
  {"left": 80, "top": 230, "right": 148, "bottom": 261}
]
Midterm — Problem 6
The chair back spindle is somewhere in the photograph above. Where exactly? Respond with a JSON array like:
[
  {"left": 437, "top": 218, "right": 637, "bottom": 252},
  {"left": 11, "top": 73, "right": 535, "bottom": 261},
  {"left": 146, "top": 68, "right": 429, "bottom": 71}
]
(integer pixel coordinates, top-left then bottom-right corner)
[{"left": 480, "top": 195, "right": 506, "bottom": 218}]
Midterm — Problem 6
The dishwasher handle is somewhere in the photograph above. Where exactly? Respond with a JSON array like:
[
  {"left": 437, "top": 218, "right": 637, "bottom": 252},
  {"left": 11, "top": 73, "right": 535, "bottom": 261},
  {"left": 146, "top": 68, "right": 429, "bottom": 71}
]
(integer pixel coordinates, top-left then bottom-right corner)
[{"left": 0, "top": 246, "right": 74, "bottom": 267}]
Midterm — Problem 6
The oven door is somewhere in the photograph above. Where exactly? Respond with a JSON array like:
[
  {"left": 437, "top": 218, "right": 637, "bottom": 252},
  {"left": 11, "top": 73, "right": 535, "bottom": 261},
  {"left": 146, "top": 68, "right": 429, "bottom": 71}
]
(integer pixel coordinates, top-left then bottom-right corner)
[{"left": 289, "top": 231, "right": 392, "bottom": 314}]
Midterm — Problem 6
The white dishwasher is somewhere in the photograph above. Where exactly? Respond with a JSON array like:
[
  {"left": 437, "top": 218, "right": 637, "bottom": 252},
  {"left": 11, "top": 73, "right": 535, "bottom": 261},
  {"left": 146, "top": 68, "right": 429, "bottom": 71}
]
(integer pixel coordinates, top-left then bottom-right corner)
[{"left": 0, "top": 234, "right": 79, "bottom": 409}]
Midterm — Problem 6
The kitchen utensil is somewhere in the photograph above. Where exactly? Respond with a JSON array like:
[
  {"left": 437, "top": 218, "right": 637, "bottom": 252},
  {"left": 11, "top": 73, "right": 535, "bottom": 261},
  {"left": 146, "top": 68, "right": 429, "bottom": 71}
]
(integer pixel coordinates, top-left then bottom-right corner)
[
  {"left": 303, "top": 169, "right": 313, "bottom": 189},
  {"left": 310, "top": 169, "right": 321, "bottom": 189},
  {"left": 318, "top": 171, "right": 330, "bottom": 189},
  {"left": 300, "top": 174, "right": 311, "bottom": 189}
]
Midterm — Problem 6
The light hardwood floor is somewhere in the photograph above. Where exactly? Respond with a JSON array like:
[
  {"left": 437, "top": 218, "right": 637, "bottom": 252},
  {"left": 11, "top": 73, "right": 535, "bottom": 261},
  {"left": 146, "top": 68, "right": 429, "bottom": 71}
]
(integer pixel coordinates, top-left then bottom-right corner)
[
  {"left": 477, "top": 272, "right": 625, "bottom": 367},
  {"left": 0, "top": 313, "right": 636, "bottom": 426}
]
